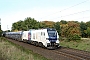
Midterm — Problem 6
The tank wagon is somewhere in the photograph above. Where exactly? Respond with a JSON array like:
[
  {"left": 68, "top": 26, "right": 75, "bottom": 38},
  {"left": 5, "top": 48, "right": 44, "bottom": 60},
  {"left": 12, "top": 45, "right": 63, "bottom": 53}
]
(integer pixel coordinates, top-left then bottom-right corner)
[{"left": 4, "top": 28, "right": 60, "bottom": 49}]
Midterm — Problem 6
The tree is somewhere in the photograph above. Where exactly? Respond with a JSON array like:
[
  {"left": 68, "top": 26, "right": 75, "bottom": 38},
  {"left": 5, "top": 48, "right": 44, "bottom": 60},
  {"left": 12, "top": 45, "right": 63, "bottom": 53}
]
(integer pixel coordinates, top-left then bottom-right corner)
[
  {"left": 12, "top": 20, "right": 24, "bottom": 31},
  {"left": 11, "top": 17, "right": 39, "bottom": 31},
  {"left": 41, "top": 21, "right": 55, "bottom": 28},
  {"left": 61, "top": 24, "right": 68, "bottom": 37},
  {"left": 80, "top": 21, "right": 87, "bottom": 37},
  {"left": 12, "top": 22, "right": 18, "bottom": 31},
  {"left": 54, "top": 22, "right": 61, "bottom": 36},
  {"left": 60, "top": 20, "right": 67, "bottom": 24},
  {"left": 38, "top": 22, "right": 46, "bottom": 28},
  {"left": 24, "top": 17, "right": 39, "bottom": 29},
  {"left": 61, "top": 21, "right": 81, "bottom": 41},
  {"left": 86, "top": 21, "right": 90, "bottom": 27},
  {"left": 67, "top": 21, "right": 81, "bottom": 40},
  {"left": 85, "top": 27, "right": 90, "bottom": 38},
  {"left": 17, "top": 20, "right": 24, "bottom": 31}
]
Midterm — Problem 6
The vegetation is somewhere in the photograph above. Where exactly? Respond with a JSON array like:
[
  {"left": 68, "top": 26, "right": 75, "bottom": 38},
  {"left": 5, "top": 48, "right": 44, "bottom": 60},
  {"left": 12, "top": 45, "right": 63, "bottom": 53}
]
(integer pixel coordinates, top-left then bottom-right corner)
[
  {"left": 1, "top": 17, "right": 90, "bottom": 41},
  {"left": 0, "top": 30, "right": 2, "bottom": 36},
  {"left": 0, "top": 37, "right": 49, "bottom": 60},
  {"left": 60, "top": 38, "right": 90, "bottom": 52},
  {"left": 1, "top": 17, "right": 90, "bottom": 59},
  {"left": 0, "top": 24, "right": 2, "bottom": 37},
  {"left": 10, "top": 17, "right": 90, "bottom": 41}
]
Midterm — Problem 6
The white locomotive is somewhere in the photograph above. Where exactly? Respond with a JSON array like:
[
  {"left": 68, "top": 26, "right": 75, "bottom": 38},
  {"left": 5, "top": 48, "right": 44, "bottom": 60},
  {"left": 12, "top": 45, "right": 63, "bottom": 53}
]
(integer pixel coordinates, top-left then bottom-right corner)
[{"left": 5, "top": 28, "right": 60, "bottom": 49}]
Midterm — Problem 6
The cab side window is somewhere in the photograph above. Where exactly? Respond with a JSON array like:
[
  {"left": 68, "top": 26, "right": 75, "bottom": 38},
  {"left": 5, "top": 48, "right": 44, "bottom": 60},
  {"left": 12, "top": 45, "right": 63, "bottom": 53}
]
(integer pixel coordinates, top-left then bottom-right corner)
[{"left": 41, "top": 32, "right": 45, "bottom": 36}]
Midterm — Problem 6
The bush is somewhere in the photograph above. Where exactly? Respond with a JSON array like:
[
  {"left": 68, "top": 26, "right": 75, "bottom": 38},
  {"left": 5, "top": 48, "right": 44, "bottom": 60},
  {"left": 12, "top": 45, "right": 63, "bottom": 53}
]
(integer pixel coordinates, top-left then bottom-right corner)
[{"left": 67, "top": 34, "right": 81, "bottom": 41}]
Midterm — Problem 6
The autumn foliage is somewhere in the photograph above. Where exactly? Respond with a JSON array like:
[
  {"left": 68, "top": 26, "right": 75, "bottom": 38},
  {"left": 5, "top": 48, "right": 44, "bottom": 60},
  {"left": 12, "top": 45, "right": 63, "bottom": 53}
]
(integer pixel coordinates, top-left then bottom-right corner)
[{"left": 10, "top": 17, "right": 90, "bottom": 41}]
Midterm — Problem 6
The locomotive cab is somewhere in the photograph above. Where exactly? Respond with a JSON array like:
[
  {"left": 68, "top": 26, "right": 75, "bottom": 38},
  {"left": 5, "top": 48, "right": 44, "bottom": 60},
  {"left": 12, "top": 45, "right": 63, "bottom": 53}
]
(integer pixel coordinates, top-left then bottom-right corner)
[{"left": 46, "top": 28, "right": 60, "bottom": 49}]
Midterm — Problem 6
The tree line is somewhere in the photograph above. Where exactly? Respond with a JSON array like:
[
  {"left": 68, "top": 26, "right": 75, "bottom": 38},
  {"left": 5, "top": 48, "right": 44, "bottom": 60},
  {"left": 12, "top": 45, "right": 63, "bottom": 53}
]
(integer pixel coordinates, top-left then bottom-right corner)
[{"left": 8, "top": 17, "right": 90, "bottom": 41}]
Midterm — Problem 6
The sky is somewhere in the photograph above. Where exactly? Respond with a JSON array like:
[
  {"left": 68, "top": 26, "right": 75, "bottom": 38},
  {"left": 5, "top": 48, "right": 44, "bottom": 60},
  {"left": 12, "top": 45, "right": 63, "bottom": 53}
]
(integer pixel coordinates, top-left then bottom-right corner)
[{"left": 0, "top": 0, "right": 90, "bottom": 31}]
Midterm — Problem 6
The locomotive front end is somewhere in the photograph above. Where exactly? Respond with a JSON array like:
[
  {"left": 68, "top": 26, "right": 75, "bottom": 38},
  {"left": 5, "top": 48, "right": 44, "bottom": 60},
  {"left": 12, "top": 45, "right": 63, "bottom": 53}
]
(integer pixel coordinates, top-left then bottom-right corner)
[{"left": 46, "top": 28, "right": 60, "bottom": 49}]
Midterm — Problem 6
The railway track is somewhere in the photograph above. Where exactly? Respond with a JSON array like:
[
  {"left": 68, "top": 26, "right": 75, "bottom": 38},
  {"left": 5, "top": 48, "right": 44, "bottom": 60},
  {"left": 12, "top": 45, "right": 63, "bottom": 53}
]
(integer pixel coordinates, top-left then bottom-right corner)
[
  {"left": 5, "top": 38, "right": 90, "bottom": 60},
  {"left": 53, "top": 47, "right": 90, "bottom": 60}
]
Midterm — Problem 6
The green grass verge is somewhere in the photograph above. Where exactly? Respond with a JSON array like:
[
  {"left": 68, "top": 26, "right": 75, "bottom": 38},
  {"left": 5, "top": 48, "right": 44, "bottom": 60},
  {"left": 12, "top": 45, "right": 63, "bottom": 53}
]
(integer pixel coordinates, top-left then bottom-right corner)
[
  {"left": 60, "top": 38, "right": 90, "bottom": 52},
  {"left": 0, "top": 37, "right": 49, "bottom": 60}
]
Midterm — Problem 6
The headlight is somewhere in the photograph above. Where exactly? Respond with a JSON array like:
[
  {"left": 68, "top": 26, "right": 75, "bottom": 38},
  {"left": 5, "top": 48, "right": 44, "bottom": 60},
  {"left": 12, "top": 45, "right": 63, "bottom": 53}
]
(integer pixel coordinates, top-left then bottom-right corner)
[
  {"left": 56, "top": 40, "right": 60, "bottom": 43},
  {"left": 46, "top": 40, "right": 50, "bottom": 43}
]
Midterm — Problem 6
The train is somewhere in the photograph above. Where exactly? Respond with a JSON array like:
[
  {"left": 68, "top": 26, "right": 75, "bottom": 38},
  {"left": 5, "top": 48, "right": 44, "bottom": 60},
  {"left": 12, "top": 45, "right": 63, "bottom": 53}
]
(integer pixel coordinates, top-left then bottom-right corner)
[{"left": 2, "top": 28, "right": 60, "bottom": 49}]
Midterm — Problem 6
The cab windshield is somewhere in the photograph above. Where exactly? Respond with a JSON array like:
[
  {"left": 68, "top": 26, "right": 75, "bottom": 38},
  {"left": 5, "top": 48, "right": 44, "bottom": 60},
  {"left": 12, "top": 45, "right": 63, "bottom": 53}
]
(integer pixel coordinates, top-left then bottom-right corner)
[{"left": 48, "top": 31, "right": 57, "bottom": 37}]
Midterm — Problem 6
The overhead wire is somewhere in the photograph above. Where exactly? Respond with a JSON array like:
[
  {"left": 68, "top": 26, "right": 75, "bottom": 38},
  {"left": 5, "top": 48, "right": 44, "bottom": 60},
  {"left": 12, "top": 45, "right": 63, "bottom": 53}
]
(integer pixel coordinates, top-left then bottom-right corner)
[
  {"left": 50, "top": 9, "right": 90, "bottom": 20},
  {"left": 40, "top": 0, "right": 89, "bottom": 20},
  {"left": 74, "top": 16, "right": 90, "bottom": 20},
  {"left": 58, "top": 0, "right": 89, "bottom": 12}
]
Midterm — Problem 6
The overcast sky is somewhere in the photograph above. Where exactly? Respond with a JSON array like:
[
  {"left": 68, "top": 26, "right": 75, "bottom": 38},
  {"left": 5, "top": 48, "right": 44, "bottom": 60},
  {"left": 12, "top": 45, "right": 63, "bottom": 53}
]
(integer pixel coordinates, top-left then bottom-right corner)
[{"left": 0, "top": 0, "right": 90, "bottom": 31}]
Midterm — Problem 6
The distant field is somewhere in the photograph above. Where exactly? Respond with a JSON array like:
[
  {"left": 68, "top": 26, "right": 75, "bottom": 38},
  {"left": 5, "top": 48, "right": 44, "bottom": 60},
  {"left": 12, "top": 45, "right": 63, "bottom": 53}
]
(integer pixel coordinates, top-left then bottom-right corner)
[
  {"left": 0, "top": 37, "right": 48, "bottom": 60},
  {"left": 60, "top": 38, "right": 90, "bottom": 52}
]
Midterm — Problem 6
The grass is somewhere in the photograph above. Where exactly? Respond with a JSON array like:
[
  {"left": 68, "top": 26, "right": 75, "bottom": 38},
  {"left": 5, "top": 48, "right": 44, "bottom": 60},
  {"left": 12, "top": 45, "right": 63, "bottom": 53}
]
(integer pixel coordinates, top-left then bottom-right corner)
[
  {"left": 60, "top": 38, "right": 90, "bottom": 52},
  {"left": 0, "top": 37, "right": 49, "bottom": 60},
  {"left": 1, "top": 37, "right": 90, "bottom": 60}
]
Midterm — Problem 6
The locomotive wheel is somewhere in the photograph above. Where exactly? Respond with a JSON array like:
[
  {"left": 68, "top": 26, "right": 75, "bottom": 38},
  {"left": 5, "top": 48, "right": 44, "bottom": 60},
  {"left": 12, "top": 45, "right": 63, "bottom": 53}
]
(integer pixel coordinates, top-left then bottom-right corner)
[
  {"left": 36, "top": 42, "right": 39, "bottom": 47},
  {"left": 39, "top": 42, "right": 43, "bottom": 47}
]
